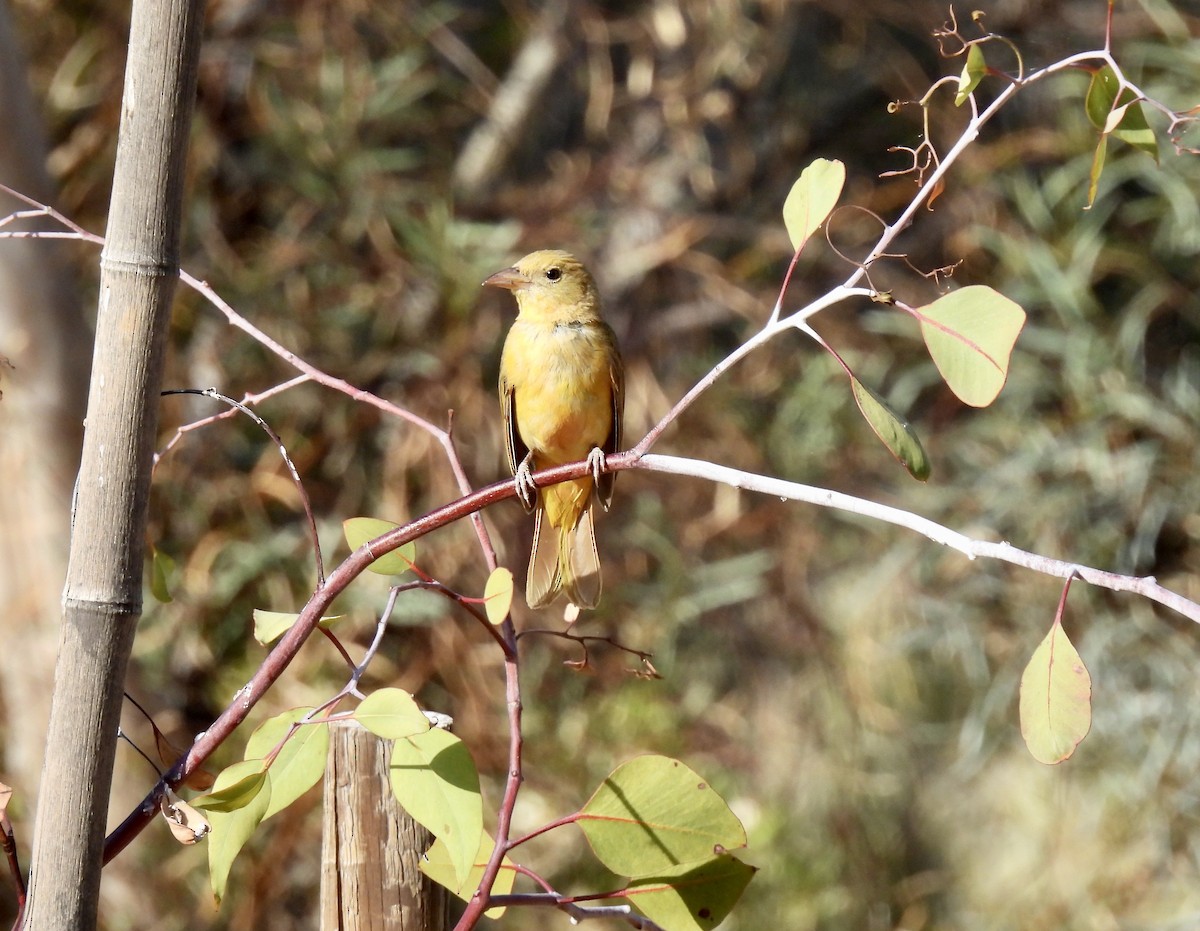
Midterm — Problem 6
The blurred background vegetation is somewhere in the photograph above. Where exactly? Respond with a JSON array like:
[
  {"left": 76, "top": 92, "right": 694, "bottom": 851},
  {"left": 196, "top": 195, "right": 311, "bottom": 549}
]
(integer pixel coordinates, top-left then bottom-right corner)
[{"left": 2, "top": 0, "right": 1200, "bottom": 928}]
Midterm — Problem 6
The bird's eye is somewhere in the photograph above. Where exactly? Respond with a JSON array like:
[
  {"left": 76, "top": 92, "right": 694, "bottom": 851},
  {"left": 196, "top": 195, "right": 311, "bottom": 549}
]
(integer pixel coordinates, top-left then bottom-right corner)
[{"left": 545, "top": 267, "right": 562, "bottom": 282}]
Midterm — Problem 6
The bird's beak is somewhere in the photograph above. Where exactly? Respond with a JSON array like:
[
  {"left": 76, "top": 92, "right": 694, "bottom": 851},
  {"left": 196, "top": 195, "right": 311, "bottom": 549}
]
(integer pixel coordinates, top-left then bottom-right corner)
[{"left": 482, "top": 267, "right": 529, "bottom": 291}]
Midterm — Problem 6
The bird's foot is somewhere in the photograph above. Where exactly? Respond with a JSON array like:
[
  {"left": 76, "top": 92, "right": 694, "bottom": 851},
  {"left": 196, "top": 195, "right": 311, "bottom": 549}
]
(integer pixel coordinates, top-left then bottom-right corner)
[
  {"left": 586, "top": 447, "right": 607, "bottom": 486},
  {"left": 514, "top": 455, "right": 538, "bottom": 512}
]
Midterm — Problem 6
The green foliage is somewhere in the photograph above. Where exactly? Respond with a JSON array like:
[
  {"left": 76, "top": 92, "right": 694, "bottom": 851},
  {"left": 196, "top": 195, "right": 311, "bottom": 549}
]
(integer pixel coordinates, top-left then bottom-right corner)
[
  {"left": 955, "top": 43, "right": 987, "bottom": 106},
  {"left": 149, "top": 546, "right": 175, "bottom": 603},
  {"left": 579, "top": 755, "right": 748, "bottom": 876},
  {"left": 626, "top": 855, "right": 757, "bottom": 931},
  {"left": 483, "top": 566, "right": 515, "bottom": 624},
  {"left": 243, "top": 709, "right": 329, "bottom": 820},
  {"left": 420, "top": 832, "right": 515, "bottom": 919},
  {"left": 782, "top": 159, "right": 845, "bottom": 253},
  {"left": 1020, "top": 611, "right": 1092, "bottom": 765},
  {"left": 251, "top": 609, "right": 343, "bottom": 644},
  {"left": 353, "top": 687, "right": 430, "bottom": 739},
  {"left": 848, "top": 376, "right": 931, "bottom": 480},
  {"left": 388, "top": 726, "right": 482, "bottom": 888},
  {"left": 342, "top": 517, "right": 416, "bottom": 576},
  {"left": 914, "top": 285, "right": 1026, "bottom": 407},
  {"left": 193, "top": 760, "right": 271, "bottom": 903}
]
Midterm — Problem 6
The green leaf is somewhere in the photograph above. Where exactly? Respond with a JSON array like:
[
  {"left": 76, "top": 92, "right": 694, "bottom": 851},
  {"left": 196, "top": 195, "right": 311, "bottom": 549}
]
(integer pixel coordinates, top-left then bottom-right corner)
[
  {"left": 201, "top": 759, "right": 272, "bottom": 904},
  {"left": 1019, "top": 619, "right": 1092, "bottom": 764},
  {"left": 343, "top": 517, "right": 417, "bottom": 576},
  {"left": 1085, "top": 65, "right": 1119, "bottom": 129},
  {"left": 849, "top": 377, "right": 931, "bottom": 481},
  {"left": 915, "top": 285, "right": 1026, "bottom": 407},
  {"left": 1110, "top": 101, "right": 1158, "bottom": 160},
  {"left": 782, "top": 158, "right": 845, "bottom": 252},
  {"left": 191, "top": 766, "right": 268, "bottom": 814},
  {"left": 150, "top": 547, "right": 174, "bottom": 603},
  {"left": 626, "top": 855, "right": 757, "bottom": 931},
  {"left": 1085, "top": 64, "right": 1158, "bottom": 161},
  {"left": 484, "top": 567, "right": 514, "bottom": 624},
  {"left": 579, "top": 756, "right": 747, "bottom": 876},
  {"left": 252, "top": 609, "right": 344, "bottom": 645},
  {"left": 420, "top": 831, "right": 515, "bottom": 918},
  {"left": 243, "top": 708, "right": 330, "bottom": 820},
  {"left": 389, "top": 727, "right": 482, "bottom": 888},
  {"left": 1086, "top": 133, "right": 1108, "bottom": 209},
  {"left": 955, "top": 43, "right": 987, "bottom": 106},
  {"left": 355, "top": 688, "right": 431, "bottom": 740}
]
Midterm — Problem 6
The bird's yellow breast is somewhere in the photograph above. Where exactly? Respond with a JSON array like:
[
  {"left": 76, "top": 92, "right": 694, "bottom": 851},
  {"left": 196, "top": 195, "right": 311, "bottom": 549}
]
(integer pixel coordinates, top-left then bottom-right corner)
[{"left": 501, "top": 319, "right": 615, "bottom": 466}]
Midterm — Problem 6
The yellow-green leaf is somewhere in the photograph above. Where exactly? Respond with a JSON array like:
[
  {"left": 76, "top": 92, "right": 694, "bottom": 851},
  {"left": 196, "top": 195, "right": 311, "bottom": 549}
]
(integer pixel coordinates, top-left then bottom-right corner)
[
  {"left": 1086, "top": 133, "right": 1108, "bottom": 209},
  {"left": 484, "top": 567, "right": 514, "bottom": 624},
  {"left": 150, "top": 547, "right": 174, "bottom": 603},
  {"left": 191, "top": 766, "right": 268, "bottom": 814},
  {"left": 343, "top": 517, "right": 416, "bottom": 576},
  {"left": 1019, "top": 620, "right": 1092, "bottom": 764},
  {"left": 1085, "top": 64, "right": 1158, "bottom": 162},
  {"left": 389, "top": 727, "right": 482, "bottom": 888},
  {"left": 849, "top": 377, "right": 931, "bottom": 481},
  {"left": 782, "top": 158, "right": 845, "bottom": 252},
  {"left": 200, "top": 759, "right": 272, "bottom": 904},
  {"left": 355, "top": 688, "right": 431, "bottom": 740},
  {"left": 252, "top": 609, "right": 343, "bottom": 645},
  {"left": 1085, "top": 65, "right": 1120, "bottom": 129},
  {"left": 626, "top": 855, "right": 757, "bottom": 931},
  {"left": 244, "top": 708, "right": 329, "bottom": 820},
  {"left": 420, "top": 831, "right": 515, "bottom": 918},
  {"left": 580, "top": 756, "right": 747, "bottom": 876},
  {"left": 915, "top": 285, "right": 1026, "bottom": 407},
  {"left": 955, "top": 43, "right": 987, "bottom": 106}
]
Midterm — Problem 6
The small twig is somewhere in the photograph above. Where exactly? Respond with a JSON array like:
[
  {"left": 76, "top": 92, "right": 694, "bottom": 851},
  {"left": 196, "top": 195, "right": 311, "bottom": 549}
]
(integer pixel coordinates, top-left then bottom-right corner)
[
  {"left": 517, "top": 626, "right": 655, "bottom": 672},
  {"left": 485, "top": 893, "right": 668, "bottom": 930},
  {"left": 116, "top": 728, "right": 163, "bottom": 780},
  {"left": 155, "top": 375, "right": 312, "bottom": 468},
  {"left": 161, "top": 387, "right": 325, "bottom": 586}
]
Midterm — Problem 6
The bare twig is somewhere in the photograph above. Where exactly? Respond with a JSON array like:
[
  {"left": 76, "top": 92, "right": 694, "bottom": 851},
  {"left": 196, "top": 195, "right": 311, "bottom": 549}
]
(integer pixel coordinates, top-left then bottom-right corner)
[{"left": 161, "top": 387, "right": 326, "bottom": 586}]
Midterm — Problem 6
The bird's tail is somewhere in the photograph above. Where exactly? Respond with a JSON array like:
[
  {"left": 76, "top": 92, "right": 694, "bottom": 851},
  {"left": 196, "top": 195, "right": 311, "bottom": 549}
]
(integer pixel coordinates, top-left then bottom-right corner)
[{"left": 526, "top": 501, "right": 601, "bottom": 609}]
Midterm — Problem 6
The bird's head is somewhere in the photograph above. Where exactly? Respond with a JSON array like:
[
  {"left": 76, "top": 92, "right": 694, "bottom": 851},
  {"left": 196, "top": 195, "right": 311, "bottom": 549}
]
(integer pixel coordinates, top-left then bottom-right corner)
[{"left": 483, "top": 250, "right": 601, "bottom": 322}]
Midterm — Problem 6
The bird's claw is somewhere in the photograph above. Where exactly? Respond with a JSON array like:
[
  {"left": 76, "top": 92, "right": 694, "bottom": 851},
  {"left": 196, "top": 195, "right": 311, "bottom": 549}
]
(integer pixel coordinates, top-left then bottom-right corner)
[
  {"left": 514, "top": 456, "right": 537, "bottom": 512},
  {"left": 586, "top": 447, "right": 607, "bottom": 486}
]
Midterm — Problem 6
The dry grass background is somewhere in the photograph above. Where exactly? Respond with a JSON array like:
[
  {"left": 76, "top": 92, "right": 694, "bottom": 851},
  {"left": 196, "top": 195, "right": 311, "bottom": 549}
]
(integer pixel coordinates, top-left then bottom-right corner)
[{"left": 3, "top": 1, "right": 1200, "bottom": 928}]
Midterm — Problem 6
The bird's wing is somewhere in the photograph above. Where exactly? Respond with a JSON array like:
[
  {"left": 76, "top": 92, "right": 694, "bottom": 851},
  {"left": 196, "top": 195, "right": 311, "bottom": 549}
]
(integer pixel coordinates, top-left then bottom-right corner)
[
  {"left": 499, "top": 379, "right": 529, "bottom": 477},
  {"left": 597, "top": 326, "right": 625, "bottom": 510}
]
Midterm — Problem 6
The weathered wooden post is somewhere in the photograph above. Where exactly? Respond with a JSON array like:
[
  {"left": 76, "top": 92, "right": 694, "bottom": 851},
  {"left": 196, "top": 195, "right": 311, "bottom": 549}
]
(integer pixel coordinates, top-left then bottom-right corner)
[{"left": 321, "top": 720, "right": 448, "bottom": 931}]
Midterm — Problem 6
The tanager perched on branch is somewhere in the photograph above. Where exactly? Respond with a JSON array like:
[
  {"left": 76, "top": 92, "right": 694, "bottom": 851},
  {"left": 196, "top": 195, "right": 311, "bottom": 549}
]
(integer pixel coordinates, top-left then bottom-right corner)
[{"left": 485, "top": 250, "right": 625, "bottom": 609}]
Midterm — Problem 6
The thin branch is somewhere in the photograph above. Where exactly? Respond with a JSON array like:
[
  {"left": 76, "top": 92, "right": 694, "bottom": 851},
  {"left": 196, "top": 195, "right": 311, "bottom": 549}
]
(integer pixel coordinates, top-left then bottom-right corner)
[
  {"left": 161, "top": 388, "right": 326, "bottom": 586},
  {"left": 632, "top": 454, "right": 1200, "bottom": 624},
  {"left": 486, "top": 893, "right": 667, "bottom": 929}
]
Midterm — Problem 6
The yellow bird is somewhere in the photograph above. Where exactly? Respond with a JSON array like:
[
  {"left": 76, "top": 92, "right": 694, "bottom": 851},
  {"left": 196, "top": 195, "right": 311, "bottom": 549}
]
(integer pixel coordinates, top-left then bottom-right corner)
[{"left": 485, "top": 250, "right": 624, "bottom": 609}]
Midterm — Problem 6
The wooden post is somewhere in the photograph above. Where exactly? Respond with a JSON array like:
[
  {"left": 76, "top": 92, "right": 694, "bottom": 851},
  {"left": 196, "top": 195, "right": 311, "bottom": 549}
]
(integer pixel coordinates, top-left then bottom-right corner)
[{"left": 321, "top": 720, "right": 448, "bottom": 931}]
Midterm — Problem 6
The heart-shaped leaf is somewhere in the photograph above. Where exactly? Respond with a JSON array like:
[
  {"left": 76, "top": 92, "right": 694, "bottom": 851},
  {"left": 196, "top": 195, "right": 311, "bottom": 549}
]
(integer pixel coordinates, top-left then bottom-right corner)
[
  {"left": 782, "top": 158, "right": 845, "bottom": 252},
  {"left": 914, "top": 285, "right": 1025, "bottom": 407},
  {"left": 579, "top": 756, "right": 747, "bottom": 876}
]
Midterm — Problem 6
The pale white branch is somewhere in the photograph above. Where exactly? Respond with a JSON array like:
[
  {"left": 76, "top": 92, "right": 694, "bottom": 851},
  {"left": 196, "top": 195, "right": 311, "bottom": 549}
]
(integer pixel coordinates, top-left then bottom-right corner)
[{"left": 634, "top": 454, "right": 1200, "bottom": 625}]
